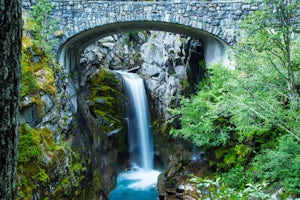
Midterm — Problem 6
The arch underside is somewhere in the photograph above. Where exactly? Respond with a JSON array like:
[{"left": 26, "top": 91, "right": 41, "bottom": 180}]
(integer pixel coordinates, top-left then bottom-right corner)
[{"left": 58, "top": 21, "right": 231, "bottom": 72}]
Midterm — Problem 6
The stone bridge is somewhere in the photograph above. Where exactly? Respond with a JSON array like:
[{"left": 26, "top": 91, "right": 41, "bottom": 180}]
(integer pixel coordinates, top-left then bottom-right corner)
[{"left": 23, "top": 0, "right": 260, "bottom": 70}]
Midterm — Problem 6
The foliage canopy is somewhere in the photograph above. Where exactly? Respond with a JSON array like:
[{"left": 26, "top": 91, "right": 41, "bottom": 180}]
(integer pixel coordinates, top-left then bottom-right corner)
[{"left": 169, "top": 0, "right": 300, "bottom": 197}]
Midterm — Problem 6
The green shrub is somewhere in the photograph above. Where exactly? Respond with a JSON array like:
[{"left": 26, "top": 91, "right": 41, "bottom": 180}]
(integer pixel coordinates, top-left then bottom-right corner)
[
  {"left": 30, "top": 0, "right": 57, "bottom": 58},
  {"left": 33, "top": 168, "right": 50, "bottom": 183},
  {"left": 252, "top": 135, "right": 300, "bottom": 195},
  {"left": 190, "top": 176, "right": 269, "bottom": 199},
  {"left": 169, "top": 64, "right": 234, "bottom": 148},
  {"left": 222, "top": 166, "right": 248, "bottom": 189}
]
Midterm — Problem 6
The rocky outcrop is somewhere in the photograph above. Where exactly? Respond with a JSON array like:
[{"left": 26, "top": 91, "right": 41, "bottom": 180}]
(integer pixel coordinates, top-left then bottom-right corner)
[
  {"left": 18, "top": 17, "right": 86, "bottom": 199},
  {"left": 74, "top": 42, "right": 131, "bottom": 197},
  {"left": 139, "top": 32, "right": 205, "bottom": 120},
  {"left": 157, "top": 146, "right": 209, "bottom": 200},
  {"left": 19, "top": 11, "right": 130, "bottom": 199},
  {"left": 80, "top": 30, "right": 205, "bottom": 159},
  {"left": 80, "top": 31, "right": 204, "bottom": 120}
]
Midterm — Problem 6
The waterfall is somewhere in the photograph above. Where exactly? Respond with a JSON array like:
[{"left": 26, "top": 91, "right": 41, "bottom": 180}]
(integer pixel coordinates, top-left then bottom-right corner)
[
  {"left": 109, "top": 72, "right": 160, "bottom": 200},
  {"left": 120, "top": 72, "right": 154, "bottom": 170}
]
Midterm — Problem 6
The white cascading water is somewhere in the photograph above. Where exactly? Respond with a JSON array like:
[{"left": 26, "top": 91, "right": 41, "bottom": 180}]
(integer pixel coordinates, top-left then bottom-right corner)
[
  {"left": 122, "top": 72, "right": 153, "bottom": 170},
  {"left": 109, "top": 72, "right": 160, "bottom": 200}
]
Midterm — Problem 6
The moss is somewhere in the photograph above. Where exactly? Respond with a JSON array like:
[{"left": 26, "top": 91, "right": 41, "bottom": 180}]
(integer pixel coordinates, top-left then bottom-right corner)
[
  {"left": 92, "top": 170, "right": 102, "bottom": 192},
  {"left": 152, "top": 33, "right": 157, "bottom": 39},
  {"left": 34, "top": 64, "right": 56, "bottom": 96},
  {"left": 32, "top": 56, "right": 46, "bottom": 71},
  {"left": 179, "top": 36, "right": 186, "bottom": 44},
  {"left": 19, "top": 124, "right": 42, "bottom": 164},
  {"left": 33, "top": 168, "right": 50, "bottom": 183},
  {"left": 40, "top": 128, "right": 55, "bottom": 149},
  {"left": 54, "top": 30, "right": 64, "bottom": 37},
  {"left": 17, "top": 124, "right": 86, "bottom": 199},
  {"left": 32, "top": 94, "right": 44, "bottom": 118},
  {"left": 21, "top": 36, "right": 39, "bottom": 97},
  {"left": 19, "top": 8, "right": 86, "bottom": 200},
  {"left": 22, "top": 14, "right": 36, "bottom": 31},
  {"left": 52, "top": 177, "right": 73, "bottom": 198},
  {"left": 21, "top": 14, "right": 56, "bottom": 98},
  {"left": 180, "top": 78, "right": 189, "bottom": 92},
  {"left": 89, "top": 68, "right": 125, "bottom": 134},
  {"left": 133, "top": 53, "right": 142, "bottom": 66},
  {"left": 22, "top": 34, "right": 33, "bottom": 49},
  {"left": 52, "top": 148, "right": 86, "bottom": 198},
  {"left": 18, "top": 125, "right": 52, "bottom": 198},
  {"left": 150, "top": 43, "right": 157, "bottom": 55}
]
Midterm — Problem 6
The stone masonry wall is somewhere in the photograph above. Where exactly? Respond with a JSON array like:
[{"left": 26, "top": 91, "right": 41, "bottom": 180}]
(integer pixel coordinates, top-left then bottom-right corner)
[{"left": 23, "top": 0, "right": 260, "bottom": 46}]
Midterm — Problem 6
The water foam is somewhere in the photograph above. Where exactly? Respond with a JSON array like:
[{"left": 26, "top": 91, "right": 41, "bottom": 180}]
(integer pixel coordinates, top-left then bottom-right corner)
[{"left": 118, "top": 167, "right": 161, "bottom": 190}]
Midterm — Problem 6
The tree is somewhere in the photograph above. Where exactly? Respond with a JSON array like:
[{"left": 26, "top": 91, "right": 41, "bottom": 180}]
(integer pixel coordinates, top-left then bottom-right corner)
[
  {"left": 30, "top": 0, "right": 57, "bottom": 59},
  {"left": 237, "top": 0, "right": 300, "bottom": 108},
  {"left": 0, "top": 0, "right": 22, "bottom": 199},
  {"left": 235, "top": 0, "right": 300, "bottom": 140},
  {"left": 168, "top": 0, "right": 300, "bottom": 197}
]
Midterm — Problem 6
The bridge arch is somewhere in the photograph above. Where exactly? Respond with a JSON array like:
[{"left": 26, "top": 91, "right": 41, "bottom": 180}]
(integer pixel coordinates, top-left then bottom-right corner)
[
  {"left": 58, "top": 21, "right": 231, "bottom": 73},
  {"left": 49, "top": 1, "right": 258, "bottom": 71}
]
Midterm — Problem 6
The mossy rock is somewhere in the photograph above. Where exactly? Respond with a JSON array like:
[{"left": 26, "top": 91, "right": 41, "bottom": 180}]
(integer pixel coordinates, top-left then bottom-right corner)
[
  {"left": 88, "top": 68, "right": 125, "bottom": 134},
  {"left": 17, "top": 124, "right": 86, "bottom": 199},
  {"left": 21, "top": 16, "right": 56, "bottom": 98}
]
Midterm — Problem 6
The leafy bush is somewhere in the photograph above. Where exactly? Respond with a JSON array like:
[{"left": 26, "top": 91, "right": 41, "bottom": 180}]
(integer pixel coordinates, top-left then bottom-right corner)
[
  {"left": 222, "top": 166, "right": 248, "bottom": 189},
  {"left": 252, "top": 135, "right": 300, "bottom": 195},
  {"left": 190, "top": 176, "right": 270, "bottom": 199},
  {"left": 169, "top": 64, "right": 234, "bottom": 148}
]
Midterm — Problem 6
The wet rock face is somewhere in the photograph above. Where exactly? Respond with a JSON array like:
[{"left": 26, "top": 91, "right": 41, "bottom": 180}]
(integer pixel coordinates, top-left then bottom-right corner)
[
  {"left": 18, "top": 22, "right": 88, "bottom": 199},
  {"left": 21, "top": 103, "right": 39, "bottom": 127},
  {"left": 80, "top": 32, "right": 147, "bottom": 73},
  {"left": 80, "top": 31, "right": 205, "bottom": 121},
  {"left": 157, "top": 147, "right": 208, "bottom": 200},
  {"left": 76, "top": 55, "right": 128, "bottom": 197},
  {"left": 139, "top": 32, "right": 205, "bottom": 121}
]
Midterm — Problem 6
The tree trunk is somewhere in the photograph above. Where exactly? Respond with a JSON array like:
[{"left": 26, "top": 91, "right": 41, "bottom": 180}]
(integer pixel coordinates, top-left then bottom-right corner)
[{"left": 0, "top": 0, "right": 22, "bottom": 199}]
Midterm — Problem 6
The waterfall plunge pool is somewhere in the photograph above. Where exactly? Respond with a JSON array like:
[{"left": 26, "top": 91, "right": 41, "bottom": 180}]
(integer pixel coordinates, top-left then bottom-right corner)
[{"left": 109, "top": 166, "right": 161, "bottom": 200}]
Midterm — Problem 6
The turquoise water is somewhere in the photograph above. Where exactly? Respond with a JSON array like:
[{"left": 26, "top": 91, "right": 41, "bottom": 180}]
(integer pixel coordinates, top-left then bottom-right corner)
[{"left": 109, "top": 167, "right": 160, "bottom": 200}]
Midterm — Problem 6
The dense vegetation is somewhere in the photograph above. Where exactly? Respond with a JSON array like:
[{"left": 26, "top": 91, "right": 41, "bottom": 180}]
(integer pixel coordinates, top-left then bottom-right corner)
[
  {"left": 169, "top": 0, "right": 300, "bottom": 198},
  {"left": 18, "top": 0, "right": 86, "bottom": 199}
]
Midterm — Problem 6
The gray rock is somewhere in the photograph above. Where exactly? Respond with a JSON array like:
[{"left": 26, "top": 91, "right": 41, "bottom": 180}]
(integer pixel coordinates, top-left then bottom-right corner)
[
  {"left": 174, "top": 65, "right": 187, "bottom": 79},
  {"left": 141, "top": 63, "right": 162, "bottom": 77},
  {"left": 41, "top": 94, "right": 54, "bottom": 114},
  {"left": 21, "top": 104, "right": 39, "bottom": 127}
]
